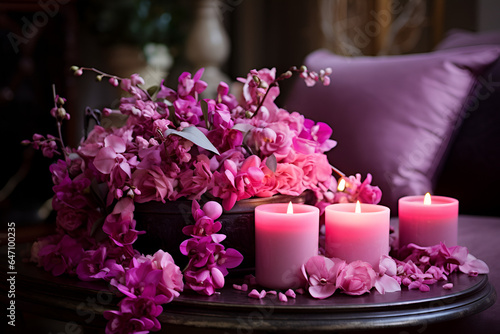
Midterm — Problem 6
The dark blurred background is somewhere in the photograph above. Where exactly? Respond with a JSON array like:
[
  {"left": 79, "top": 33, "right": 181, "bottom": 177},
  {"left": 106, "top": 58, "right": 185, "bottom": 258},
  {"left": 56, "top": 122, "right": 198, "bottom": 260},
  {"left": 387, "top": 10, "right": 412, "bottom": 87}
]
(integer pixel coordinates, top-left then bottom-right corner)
[{"left": 1, "top": 0, "right": 499, "bottom": 229}]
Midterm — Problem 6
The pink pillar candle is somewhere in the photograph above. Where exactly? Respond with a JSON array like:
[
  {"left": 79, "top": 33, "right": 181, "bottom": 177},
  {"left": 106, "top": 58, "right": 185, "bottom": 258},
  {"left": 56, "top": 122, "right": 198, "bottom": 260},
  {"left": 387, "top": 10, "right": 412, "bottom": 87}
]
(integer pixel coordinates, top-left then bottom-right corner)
[
  {"left": 255, "top": 203, "right": 319, "bottom": 290},
  {"left": 325, "top": 203, "right": 390, "bottom": 269},
  {"left": 399, "top": 195, "right": 458, "bottom": 248}
]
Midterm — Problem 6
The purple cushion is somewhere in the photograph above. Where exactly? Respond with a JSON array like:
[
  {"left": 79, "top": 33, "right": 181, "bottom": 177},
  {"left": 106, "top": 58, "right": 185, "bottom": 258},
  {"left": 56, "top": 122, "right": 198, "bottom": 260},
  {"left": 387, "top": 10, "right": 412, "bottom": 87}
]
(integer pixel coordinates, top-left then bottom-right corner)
[
  {"left": 435, "top": 29, "right": 500, "bottom": 50},
  {"left": 433, "top": 31, "right": 500, "bottom": 216},
  {"left": 285, "top": 47, "right": 500, "bottom": 214}
]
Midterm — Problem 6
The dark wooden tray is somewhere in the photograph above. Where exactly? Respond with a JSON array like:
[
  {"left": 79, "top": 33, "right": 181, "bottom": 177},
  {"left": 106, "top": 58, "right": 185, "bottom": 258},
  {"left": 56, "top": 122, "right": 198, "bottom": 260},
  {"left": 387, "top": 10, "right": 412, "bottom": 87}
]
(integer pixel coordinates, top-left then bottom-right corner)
[{"left": 0, "top": 244, "right": 496, "bottom": 333}]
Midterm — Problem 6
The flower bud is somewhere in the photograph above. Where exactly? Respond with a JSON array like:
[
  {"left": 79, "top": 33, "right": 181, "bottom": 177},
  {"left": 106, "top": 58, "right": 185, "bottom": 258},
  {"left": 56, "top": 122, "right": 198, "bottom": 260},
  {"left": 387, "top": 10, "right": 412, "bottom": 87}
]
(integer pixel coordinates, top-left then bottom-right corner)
[
  {"left": 109, "top": 77, "right": 119, "bottom": 87},
  {"left": 96, "top": 75, "right": 103, "bottom": 82},
  {"left": 245, "top": 110, "right": 254, "bottom": 118},
  {"left": 70, "top": 66, "right": 80, "bottom": 72},
  {"left": 74, "top": 69, "right": 83, "bottom": 76},
  {"left": 56, "top": 107, "right": 67, "bottom": 119},
  {"left": 280, "top": 71, "right": 293, "bottom": 79},
  {"left": 57, "top": 97, "right": 65, "bottom": 106},
  {"left": 300, "top": 65, "right": 307, "bottom": 72}
]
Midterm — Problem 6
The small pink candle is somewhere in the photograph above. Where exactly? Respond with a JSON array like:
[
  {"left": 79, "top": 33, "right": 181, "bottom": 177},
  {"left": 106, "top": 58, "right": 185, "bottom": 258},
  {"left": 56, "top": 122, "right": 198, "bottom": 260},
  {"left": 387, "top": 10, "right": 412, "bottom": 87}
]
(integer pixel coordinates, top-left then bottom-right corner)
[
  {"left": 255, "top": 202, "right": 319, "bottom": 290},
  {"left": 399, "top": 194, "right": 458, "bottom": 248},
  {"left": 325, "top": 202, "right": 390, "bottom": 269}
]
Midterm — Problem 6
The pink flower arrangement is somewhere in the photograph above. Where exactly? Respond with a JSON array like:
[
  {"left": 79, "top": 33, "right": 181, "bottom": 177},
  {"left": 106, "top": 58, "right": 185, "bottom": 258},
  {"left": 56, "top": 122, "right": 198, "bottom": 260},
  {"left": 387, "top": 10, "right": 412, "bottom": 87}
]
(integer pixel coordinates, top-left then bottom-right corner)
[
  {"left": 25, "top": 63, "right": 491, "bottom": 332},
  {"left": 25, "top": 64, "right": 384, "bottom": 333},
  {"left": 300, "top": 243, "right": 488, "bottom": 299}
]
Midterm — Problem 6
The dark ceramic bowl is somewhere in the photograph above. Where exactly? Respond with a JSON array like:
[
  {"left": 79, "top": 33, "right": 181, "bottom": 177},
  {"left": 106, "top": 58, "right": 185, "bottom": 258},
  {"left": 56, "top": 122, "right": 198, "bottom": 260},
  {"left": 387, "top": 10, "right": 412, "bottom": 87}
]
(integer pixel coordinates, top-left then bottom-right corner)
[{"left": 133, "top": 191, "right": 315, "bottom": 275}]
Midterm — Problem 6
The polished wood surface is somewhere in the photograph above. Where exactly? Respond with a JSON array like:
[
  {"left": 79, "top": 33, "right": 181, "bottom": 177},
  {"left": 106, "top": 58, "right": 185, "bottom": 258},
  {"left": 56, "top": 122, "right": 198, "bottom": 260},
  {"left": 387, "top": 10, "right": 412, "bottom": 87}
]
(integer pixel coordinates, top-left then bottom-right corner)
[{"left": 0, "top": 215, "right": 497, "bottom": 333}]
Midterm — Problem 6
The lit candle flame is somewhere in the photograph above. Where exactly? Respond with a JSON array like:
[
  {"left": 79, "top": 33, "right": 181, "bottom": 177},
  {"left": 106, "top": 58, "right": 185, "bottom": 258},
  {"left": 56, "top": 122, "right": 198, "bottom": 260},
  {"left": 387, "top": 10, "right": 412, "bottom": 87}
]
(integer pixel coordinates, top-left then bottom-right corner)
[
  {"left": 355, "top": 200, "right": 361, "bottom": 213},
  {"left": 287, "top": 201, "right": 294, "bottom": 214},
  {"left": 424, "top": 192, "right": 432, "bottom": 205},
  {"left": 337, "top": 178, "right": 346, "bottom": 192}
]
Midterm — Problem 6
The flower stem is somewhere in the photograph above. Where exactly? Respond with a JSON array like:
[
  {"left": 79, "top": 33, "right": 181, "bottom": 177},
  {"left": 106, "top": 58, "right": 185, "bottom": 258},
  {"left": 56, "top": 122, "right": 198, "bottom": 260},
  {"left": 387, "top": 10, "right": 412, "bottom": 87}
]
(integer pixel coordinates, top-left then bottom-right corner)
[
  {"left": 252, "top": 82, "right": 276, "bottom": 119},
  {"left": 52, "top": 84, "right": 67, "bottom": 158},
  {"left": 330, "top": 164, "right": 345, "bottom": 177}
]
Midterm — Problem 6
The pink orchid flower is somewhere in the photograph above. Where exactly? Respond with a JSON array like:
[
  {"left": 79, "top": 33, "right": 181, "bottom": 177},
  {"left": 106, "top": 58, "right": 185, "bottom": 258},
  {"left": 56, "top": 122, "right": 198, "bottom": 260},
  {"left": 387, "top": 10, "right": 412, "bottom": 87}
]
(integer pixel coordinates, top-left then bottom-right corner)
[
  {"left": 94, "top": 134, "right": 131, "bottom": 177},
  {"left": 301, "top": 256, "right": 346, "bottom": 299}
]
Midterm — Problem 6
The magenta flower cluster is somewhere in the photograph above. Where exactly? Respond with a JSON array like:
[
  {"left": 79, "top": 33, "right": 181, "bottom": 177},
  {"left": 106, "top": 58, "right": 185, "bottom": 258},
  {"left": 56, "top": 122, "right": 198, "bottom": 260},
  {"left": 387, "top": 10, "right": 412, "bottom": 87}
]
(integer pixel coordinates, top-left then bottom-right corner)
[
  {"left": 180, "top": 200, "right": 243, "bottom": 295},
  {"left": 25, "top": 64, "right": 383, "bottom": 334},
  {"left": 102, "top": 250, "right": 184, "bottom": 333}
]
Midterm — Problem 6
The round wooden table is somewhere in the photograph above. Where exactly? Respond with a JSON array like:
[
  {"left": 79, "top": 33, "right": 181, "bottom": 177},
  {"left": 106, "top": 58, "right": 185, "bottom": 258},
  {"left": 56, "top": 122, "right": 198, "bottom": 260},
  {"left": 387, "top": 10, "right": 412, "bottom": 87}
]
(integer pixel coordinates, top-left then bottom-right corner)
[{"left": 0, "top": 243, "right": 496, "bottom": 334}]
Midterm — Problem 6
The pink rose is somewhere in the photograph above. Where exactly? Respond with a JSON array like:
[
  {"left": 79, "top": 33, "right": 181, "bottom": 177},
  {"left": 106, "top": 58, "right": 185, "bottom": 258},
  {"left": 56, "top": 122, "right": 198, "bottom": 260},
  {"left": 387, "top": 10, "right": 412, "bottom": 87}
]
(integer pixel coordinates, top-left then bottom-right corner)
[
  {"left": 178, "top": 157, "right": 212, "bottom": 200},
  {"left": 151, "top": 250, "right": 184, "bottom": 302},
  {"left": 55, "top": 206, "right": 85, "bottom": 232},
  {"left": 293, "top": 153, "right": 332, "bottom": 187},
  {"left": 274, "top": 163, "right": 305, "bottom": 196},
  {"left": 254, "top": 163, "right": 278, "bottom": 197},
  {"left": 131, "top": 166, "right": 174, "bottom": 203},
  {"left": 336, "top": 261, "right": 377, "bottom": 295}
]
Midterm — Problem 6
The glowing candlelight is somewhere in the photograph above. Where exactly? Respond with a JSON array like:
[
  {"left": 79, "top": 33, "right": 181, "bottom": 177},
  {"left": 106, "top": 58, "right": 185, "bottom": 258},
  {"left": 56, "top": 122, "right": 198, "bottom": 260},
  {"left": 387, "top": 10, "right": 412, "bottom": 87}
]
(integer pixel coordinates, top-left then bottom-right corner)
[
  {"left": 355, "top": 200, "right": 361, "bottom": 213},
  {"left": 424, "top": 192, "right": 432, "bottom": 205},
  {"left": 337, "top": 178, "right": 346, "bottom": 192}
]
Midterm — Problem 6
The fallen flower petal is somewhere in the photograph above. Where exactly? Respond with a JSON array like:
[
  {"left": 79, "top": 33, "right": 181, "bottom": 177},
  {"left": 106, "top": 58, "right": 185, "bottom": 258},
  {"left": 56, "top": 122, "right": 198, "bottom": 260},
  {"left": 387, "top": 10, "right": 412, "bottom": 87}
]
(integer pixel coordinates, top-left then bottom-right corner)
[
  {"left": 374, "top": 275, "right": 401, "bottom": 294},
  {"left": 443, "top": 283, "right": 454, "bottom": 290},
  {"left": 278, "top": 292, "right": 288, "bottom": 302},
  {"left": 248, "top": 289, "right": 262, "bottom": 299},
  {"left": 419, "top": 284, "right": 430, "bottom": 292},
  {"left": 285, "top": 289, "right": 296, "bottom": 298},
  {"left": 459, "top": 254, "right": 489, "bottom": 276}
]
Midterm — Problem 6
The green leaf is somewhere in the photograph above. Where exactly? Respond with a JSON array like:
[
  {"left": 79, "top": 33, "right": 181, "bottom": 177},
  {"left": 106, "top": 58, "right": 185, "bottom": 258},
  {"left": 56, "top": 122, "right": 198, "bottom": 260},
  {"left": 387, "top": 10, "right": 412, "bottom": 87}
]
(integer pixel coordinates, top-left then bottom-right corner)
[
  {"left": 90, "top": 216, "right": 105, "bottom": 237},
  {"left": 147, "top": 85, "right": 159, "bottom": 97},
  {"left": 168, "top": 105, "right": 179, "bottom": 127},
  {"left": 165, "top": 126, "right": 220, "bottom": 155},
  {"left": 200, "top": 99, "right": 210, "bottom": 129},
  {"left": 89, "top": 179, "right": 108, "bottom": 207},
  {"left": 232, "top": 123, "right": 254, "bottom": 133},
  {"left": 266, "top": 154, "right": 277, "bottom": 172}
]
